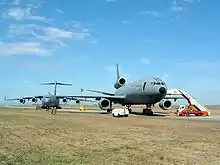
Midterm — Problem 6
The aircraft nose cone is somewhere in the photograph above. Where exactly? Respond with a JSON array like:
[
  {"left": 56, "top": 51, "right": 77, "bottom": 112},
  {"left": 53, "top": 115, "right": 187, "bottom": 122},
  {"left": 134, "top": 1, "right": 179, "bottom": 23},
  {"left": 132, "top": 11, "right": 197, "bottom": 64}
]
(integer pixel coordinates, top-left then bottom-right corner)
[{"left": 159, "top": 87, "right": 167, "bottom": 94}]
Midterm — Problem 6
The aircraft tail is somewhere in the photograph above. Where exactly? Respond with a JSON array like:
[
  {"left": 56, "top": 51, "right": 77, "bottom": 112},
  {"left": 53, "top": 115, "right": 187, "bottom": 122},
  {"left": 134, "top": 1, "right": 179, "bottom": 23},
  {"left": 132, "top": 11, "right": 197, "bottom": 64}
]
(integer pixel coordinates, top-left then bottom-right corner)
[
  {"left": 114, "top": 64, "right": 126, "bottom": 89},
  {"left": 41, "top": 81, "right": 72, "bottom": 96},
  {"left": 116, "top": 63, "right": 120, "bottom": 80}
]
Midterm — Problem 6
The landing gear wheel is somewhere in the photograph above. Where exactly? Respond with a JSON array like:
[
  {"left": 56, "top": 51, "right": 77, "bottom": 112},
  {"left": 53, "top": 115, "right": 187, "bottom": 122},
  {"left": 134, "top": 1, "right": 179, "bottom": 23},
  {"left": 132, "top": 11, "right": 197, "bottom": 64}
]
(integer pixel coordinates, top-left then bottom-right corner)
[
  {"left": 107, "top": 109, "right": 112, "bottom": 113},
  {"left": 143, "top": 109, "right": 154, "bottom": 116}
]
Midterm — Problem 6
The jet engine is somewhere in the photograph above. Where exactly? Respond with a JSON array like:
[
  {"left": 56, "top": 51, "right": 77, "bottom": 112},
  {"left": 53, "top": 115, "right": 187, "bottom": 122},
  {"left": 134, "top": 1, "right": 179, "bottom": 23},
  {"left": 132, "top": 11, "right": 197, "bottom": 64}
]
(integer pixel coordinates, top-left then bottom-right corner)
[
  {"left": 32, "top": 97, "right": 37, "bottom": 103},
  {"left": 114, "top": 77, "right": 126, "bottom": 89},
  {"left": 62, "top": 98, "right": 67, "bottom": 103},
  {"left": 19, "top": 98, "right": 25, "bottom": 104},
  {"left": 98, "top": 98, "right": 110, "bottom": 110},
  {"left": 75, "top": 100, "right": 80, "bottom": 104},
  {"left": 159, "top": 99, "right": 172, "bottom": 110}
]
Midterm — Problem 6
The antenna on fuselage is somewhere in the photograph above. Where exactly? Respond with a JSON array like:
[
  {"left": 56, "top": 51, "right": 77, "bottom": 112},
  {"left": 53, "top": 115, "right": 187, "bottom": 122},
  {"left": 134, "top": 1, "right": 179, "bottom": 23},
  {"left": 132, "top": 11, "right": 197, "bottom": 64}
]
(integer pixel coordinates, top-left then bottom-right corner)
[{"left": 40, "top": 81, "right": 72, "bottom": 96}]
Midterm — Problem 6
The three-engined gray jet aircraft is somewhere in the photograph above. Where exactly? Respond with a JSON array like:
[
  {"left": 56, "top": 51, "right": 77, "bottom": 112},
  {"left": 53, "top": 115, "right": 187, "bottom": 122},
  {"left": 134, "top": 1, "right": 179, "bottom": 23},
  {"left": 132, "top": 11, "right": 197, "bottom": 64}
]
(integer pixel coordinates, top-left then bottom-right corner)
[
  {"left": 5, "top": 81, "right": 83, "bottom": 110},
  {"left": 64, "top": 64, "right": 183, "bottom": 115}
]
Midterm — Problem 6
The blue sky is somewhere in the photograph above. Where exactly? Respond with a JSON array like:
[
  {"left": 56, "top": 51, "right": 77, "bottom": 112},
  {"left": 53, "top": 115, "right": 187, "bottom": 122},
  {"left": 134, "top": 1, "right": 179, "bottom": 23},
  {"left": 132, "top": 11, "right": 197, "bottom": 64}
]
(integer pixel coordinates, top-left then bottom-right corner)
[{"left": 0, "top": 0, "right": 220, "bottom": 105}]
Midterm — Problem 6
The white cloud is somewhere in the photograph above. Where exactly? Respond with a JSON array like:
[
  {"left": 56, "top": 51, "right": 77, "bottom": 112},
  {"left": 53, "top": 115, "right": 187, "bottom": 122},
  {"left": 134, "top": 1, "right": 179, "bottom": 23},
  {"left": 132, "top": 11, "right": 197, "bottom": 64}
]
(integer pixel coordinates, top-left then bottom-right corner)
[
  {"left": 177, "top": 61, "right": 220, "bottom": 68},
  {"left": 140, "top": 57, "right": 150, "bottom": 64},
  {"left": 0, "top": 0, "right": 94, "bottom": 56},
  {"left": 2, "top": 7, "right": 52, "bottom": 22},
  {"left": 184, "top": 0, "right": 201, "bottom": 4},
  {"left": 171, "top": 6, "right": 184, "bottom": 12},
  {"left": 121, "top": 20, "right": 132, "bottom": 24},
  {"left": 0, "top": 42, "right": 51, "bottom": 56},
  {"left": 23, "top": 60, "right": 62, "bottom": 70},
  {"left": 13, "top": 0, "right": 20, "bottom": 5},
  {"left": 141, "top": 10, "right": 161, "bottom": 17},
  {"left": 55, "top": 8, "right": 63, "bottom": 13},
  {"left": 9, "top": 24, "right": 91, "bottom": 45}
]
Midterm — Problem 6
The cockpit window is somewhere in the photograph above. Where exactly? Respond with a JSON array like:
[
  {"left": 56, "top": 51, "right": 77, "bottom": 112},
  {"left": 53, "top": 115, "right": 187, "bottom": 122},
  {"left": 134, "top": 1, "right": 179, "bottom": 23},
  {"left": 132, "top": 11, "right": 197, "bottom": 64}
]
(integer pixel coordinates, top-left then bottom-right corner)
[{"left": 151, "top": 82, "right": 164, "bottom": 85}]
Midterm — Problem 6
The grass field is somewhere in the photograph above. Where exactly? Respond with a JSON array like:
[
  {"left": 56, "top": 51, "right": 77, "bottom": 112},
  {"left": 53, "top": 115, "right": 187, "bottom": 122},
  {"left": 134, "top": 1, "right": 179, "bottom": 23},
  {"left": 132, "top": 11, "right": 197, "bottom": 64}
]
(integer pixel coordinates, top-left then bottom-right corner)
[{"left": 0, "top": 107, "right": 220, "bottom": 165}]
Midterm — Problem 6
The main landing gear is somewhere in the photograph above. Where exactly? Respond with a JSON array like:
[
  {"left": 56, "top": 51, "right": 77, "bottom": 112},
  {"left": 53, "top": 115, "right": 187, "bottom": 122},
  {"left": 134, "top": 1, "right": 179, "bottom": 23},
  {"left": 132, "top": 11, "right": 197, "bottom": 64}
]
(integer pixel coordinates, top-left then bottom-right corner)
[
  {"left": 107, "top": 101, "right": 113, "bottom": 113},
  {"left": 143, "top": 104, "right": 154, "bottom": 116}
]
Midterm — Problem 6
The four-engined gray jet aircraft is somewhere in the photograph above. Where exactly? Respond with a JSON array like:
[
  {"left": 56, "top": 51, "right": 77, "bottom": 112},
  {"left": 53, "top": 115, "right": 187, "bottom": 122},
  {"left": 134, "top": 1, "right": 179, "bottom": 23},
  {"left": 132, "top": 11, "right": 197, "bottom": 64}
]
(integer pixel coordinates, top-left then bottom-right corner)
[
  {"left": 5, "top": 81, "right": 83, "bottom": 110},
  {"left": 63, "top": 64, "right": 182, "bottom": 115}
]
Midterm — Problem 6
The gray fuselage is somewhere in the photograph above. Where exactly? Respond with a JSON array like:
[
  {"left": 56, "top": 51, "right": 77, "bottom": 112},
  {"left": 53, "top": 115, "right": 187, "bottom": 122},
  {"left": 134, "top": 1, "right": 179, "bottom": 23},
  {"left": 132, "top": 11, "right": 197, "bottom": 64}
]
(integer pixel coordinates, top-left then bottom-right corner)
[
  {"left": 41, "top": 95, "right": 60, "bottom": 108},
  {"left": 114, "top": 77, "right": 167, "bottom": 105}
]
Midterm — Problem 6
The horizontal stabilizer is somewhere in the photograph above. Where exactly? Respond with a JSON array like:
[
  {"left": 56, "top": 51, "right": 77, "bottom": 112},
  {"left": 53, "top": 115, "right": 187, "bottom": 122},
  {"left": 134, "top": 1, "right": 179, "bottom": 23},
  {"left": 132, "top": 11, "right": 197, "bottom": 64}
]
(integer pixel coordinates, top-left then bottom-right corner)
[{"left": 41, "top": 82, "right": 72, "bottom": 86}]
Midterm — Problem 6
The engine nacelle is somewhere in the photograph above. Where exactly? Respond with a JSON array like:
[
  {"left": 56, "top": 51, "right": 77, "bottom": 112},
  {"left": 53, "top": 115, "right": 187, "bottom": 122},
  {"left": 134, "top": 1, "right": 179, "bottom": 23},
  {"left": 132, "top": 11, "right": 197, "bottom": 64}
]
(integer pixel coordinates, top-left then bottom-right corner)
[
  {"left": 19, "top": 98, "right": 25, "bottom": 104},
  {"left": 76, "top": 100, "right": 80, "bottom": 104},
  {"left": 32, "top": 97, "right": 37, "bottom": 103},
  {"left": 114, "top": 77, "right": 126, "bottom": 89},
  {"left": 159, "top": 99, "right": 172, "bottom": 110},
  {"left": 98, "top": 98, "right": 110, "bottom": 110},
  {"left": 62, "top": 98, "right": 67, "bottom": 103}
]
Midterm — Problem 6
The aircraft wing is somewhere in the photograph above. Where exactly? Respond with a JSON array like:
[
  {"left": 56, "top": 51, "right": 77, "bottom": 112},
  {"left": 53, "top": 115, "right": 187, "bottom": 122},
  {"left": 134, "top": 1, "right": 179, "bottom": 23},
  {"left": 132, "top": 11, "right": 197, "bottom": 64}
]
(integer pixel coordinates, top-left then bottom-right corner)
[
  {"left": 4, "top": 95, "right": 46, "bottom": 101},
  {"left": 55, "top": 96, "right": 96, "bottom": 103},
  {"left": 57, "top": 95, "right": 125, "bottom": 102},
  {"left": 164, "top": 95, "right": 184, "bottom": 101},
  {"left": 86, "top": 90, "right": 115, "bottom": 96}
]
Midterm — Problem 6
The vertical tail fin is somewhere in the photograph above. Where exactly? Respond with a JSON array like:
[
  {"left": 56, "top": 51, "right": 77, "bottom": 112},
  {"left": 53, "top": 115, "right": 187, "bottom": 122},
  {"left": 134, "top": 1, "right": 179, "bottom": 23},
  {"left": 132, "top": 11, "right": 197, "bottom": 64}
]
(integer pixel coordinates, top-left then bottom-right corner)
[
  {"left": 116, "top": 63, "right": 120, "bottom": 80},
  {"left": 114, "top": 64, "right": 126, "bottom": 89},
  {"left": 41, "top": 81, "right": 72, "bottom": 95}
]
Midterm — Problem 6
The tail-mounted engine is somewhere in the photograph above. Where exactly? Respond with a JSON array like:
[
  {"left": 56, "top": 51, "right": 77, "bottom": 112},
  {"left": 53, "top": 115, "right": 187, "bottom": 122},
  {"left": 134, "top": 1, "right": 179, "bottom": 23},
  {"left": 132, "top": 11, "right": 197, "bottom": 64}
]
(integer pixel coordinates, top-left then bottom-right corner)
[
  {"left": 114, "top": 77, "right": 126, "bottom": 89},
  {"left": 98, "top": 98, "right": 110, "bottom": 110},
  {"left": 159, "top": 99, "right": 172, "bottom": 110}
]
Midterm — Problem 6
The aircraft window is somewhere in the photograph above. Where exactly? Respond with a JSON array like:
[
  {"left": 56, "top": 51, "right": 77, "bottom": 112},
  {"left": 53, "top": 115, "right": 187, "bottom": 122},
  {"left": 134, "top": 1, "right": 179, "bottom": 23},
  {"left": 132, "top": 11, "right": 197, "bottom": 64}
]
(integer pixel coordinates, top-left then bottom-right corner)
[
  {"left": 143, "top": 82, "right": 147, "bottom": 91},
  {"left": 151, "top": 82, "right": 155, "bottom": 85}
]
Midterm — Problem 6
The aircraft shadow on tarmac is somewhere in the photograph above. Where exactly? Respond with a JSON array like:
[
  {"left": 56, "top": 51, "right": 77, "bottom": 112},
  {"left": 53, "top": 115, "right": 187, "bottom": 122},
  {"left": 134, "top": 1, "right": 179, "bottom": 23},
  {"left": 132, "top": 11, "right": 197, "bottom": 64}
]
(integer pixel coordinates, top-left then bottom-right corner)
[
  {"left": 130, "top": 112, "right": 167, "bottom": 117},
  {"left": 57, "top": 110, "right": 168, "bottom": 117}
]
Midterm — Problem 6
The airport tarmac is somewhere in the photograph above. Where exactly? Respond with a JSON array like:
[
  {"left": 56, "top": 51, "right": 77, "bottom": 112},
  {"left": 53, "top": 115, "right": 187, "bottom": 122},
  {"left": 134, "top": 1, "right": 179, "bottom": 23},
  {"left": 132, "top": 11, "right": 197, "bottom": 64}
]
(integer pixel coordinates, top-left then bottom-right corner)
[{"left": 58, "top": 109, "right": 220, "bottom": 123}]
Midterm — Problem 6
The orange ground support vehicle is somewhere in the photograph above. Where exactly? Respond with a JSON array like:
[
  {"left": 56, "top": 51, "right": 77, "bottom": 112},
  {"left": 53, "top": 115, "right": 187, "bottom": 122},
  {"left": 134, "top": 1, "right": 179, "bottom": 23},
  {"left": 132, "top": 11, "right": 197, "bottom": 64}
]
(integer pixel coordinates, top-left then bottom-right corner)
[{"left": 176, "top": 104, "right": 209, "bottom": 116}]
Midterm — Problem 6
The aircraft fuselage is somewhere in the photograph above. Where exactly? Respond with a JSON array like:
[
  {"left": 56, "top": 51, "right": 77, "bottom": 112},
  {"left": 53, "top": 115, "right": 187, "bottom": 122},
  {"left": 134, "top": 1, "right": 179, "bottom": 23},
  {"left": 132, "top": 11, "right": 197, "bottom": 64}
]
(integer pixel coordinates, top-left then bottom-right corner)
[
  {"left": 41, "top": 96, "right": 61, "bottom": 109},
  {"left": 114, "top": 78, "right": 167, "bottom": 105}
]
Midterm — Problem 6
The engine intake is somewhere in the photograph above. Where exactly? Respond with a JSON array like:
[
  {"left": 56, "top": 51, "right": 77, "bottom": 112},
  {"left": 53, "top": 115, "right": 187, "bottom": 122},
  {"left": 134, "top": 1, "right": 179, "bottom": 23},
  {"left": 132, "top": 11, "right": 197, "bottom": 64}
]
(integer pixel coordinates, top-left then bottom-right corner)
[
  {"left": 159, "top": 99, "right": 172, "bottom": 110},
  {"left": 63, "top": 98, "right": 67, "bottom": 103},
  {"left": 32, "top": 97, "right": 37, "bottom": 103},
  {"left": 114, "top": 77, "right": 126, "bottom": 89},
  {"left": 19, "top": 99, "right": 25, "bottom": 104},
  {"left": 76, "top": 100, "right": 80, "bottom": 104},
  {"left": 98, "top": 98, "right": 110, "bottom": 110}
]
